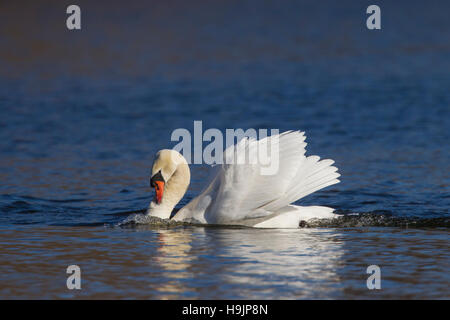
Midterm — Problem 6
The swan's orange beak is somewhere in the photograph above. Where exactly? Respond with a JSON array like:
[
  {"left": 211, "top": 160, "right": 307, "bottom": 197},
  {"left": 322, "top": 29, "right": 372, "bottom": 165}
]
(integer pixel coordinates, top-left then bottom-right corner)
[
  {"left": 150, "top": 170, "right": 165, "bottom": 204},
  {"left": 154, "top": 181, "right": 164, "bottom": 204}
]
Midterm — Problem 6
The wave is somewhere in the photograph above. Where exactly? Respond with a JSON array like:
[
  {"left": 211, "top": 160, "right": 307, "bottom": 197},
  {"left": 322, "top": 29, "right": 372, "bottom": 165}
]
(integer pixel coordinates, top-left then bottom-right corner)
[
  {"left": 117, "top": 211, "right": 450, "bottom": 229},
  {"left": 305, "top": 212, "right": 449, "bottom": 229}
]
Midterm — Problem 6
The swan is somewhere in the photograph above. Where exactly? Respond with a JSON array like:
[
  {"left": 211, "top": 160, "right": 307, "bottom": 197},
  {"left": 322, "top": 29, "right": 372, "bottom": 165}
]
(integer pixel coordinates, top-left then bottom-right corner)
[{"left": 147, "top": 131, "right": 340, "bottom": 228}]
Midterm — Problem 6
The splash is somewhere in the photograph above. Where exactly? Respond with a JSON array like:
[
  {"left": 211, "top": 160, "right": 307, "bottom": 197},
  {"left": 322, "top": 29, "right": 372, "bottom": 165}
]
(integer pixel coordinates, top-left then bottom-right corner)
[
  {"left": 305, "top": 213, "right": 450, "bottom": 229},
  {"left": 117, "top": 211, "right": 449, "bottom": 229},
  {"left": 117, "top": 213, "right": 186, "bottom": 228}
]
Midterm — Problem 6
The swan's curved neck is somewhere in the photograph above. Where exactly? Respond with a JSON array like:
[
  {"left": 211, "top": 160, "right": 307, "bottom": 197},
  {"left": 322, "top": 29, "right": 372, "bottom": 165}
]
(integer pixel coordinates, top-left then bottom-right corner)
[{"left": 147, "top": 162, "right": 190, "bottom": 219}]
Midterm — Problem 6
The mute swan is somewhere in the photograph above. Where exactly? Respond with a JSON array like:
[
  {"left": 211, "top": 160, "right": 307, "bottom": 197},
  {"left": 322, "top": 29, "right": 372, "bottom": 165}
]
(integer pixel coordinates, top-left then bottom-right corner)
[{"left": 147, "top": 131, "right": 340, "bottom": 228}]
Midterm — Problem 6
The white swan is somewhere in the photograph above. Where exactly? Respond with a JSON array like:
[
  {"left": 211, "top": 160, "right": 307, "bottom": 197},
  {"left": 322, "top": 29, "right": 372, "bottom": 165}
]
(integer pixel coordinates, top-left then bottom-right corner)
[{"left": 147, "top": 131, "right": 340, "bottom": 228}]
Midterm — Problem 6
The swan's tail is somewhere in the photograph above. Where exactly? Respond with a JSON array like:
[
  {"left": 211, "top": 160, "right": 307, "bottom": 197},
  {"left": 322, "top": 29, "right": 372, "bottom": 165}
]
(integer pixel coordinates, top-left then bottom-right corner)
[{"left": 252, "top": 206, "right": 338, "bottom": 228}]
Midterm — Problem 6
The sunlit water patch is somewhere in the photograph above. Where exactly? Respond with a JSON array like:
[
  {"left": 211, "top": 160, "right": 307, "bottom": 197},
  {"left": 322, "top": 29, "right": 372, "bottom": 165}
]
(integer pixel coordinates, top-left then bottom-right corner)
[{"left": 0, "top": 224, "right": 448, "bottom": 299}]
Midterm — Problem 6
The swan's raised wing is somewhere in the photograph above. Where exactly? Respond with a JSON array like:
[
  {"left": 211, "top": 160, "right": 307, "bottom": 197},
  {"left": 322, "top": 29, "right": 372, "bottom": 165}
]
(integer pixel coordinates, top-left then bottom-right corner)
[{"left": 174, "top": 131, "right": 340, "bottom": 224}]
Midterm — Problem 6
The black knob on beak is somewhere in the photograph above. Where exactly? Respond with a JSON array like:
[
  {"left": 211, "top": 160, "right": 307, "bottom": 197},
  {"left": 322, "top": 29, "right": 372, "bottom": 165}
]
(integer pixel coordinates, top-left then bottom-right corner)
[{"left": 150, "top": 170, "right": 165, "bottom": 188}]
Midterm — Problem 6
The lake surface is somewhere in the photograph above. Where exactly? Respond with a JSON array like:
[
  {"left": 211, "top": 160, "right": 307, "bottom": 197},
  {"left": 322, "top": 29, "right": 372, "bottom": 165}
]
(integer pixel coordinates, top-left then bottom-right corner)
[{"left": 0, "top": 0, "right": 449, "bottom": 299}]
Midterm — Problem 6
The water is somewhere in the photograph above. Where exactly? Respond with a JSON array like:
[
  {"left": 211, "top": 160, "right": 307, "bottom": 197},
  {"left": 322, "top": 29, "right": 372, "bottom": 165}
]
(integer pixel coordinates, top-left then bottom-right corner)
[
  {"left": 1, "top": 225, "right": 448, "bottom": 299},
  {"left": 0, "top": 0, "right": 449, "bottom": 299}
]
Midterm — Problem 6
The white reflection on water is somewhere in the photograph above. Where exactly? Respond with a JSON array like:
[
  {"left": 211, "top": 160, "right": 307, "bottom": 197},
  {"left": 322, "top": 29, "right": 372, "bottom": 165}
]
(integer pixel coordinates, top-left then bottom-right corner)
[
  {"left": 151, "top": 229, "right": 196, "bottom": 299},
  {"left": 212, "top": 228, "right": 345, "bottom": 299},
  {"left": 150, "top": 227, "right": 345, "bottom": 299}
]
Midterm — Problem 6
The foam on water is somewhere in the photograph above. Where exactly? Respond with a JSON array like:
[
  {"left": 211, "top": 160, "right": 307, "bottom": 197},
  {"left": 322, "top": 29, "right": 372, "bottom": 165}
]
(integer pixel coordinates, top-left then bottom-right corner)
[
  {"left": 306, "top": 213, "right": 450, "bottom": 229},
  {"left": 117, "top": 213, "right": 185, "bottom": 228},
  {"left": 116, "top": 211, "right": 450, "bottom": 229}
]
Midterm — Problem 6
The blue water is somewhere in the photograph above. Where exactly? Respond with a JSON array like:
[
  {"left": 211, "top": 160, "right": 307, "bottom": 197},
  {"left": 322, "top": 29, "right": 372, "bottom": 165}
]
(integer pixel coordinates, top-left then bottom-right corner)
[{"left": 0, "top": 0, "right": 449, "bottom": 299}]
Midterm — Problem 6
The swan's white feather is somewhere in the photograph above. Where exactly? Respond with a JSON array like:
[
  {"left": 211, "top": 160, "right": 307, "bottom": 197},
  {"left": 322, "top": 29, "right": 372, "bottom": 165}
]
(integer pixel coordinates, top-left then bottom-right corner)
[{"left": 173, "top": 131, "right": 340, "bottom": 227}]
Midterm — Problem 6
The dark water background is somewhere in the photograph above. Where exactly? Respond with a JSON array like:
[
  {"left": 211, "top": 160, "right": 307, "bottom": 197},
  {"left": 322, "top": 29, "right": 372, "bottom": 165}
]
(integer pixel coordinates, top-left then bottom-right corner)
[{"left": 0, "top": 0, "right": 449, "bottom": 299}]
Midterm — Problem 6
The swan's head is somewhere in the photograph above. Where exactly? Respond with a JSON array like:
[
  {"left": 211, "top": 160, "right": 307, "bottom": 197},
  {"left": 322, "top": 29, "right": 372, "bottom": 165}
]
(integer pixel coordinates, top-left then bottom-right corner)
[
  {"left": 149, "top": 150, "right": 190, "bottom": 218},
  {"left": 150, "top": 149, "right": 178, "bottom": 204}
]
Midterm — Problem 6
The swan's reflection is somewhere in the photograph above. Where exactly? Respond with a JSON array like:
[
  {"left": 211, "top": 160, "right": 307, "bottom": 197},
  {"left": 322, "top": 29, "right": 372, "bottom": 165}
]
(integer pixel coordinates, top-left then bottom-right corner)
[
  {"left": 151, "top": 228, "right": 195, "bottom": 299},
  {"left": 149, "top": 226, "right": 345, "bottom": 299},
  {"left": 211, "top": 228, "right": 345, "bottom": 298}
]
